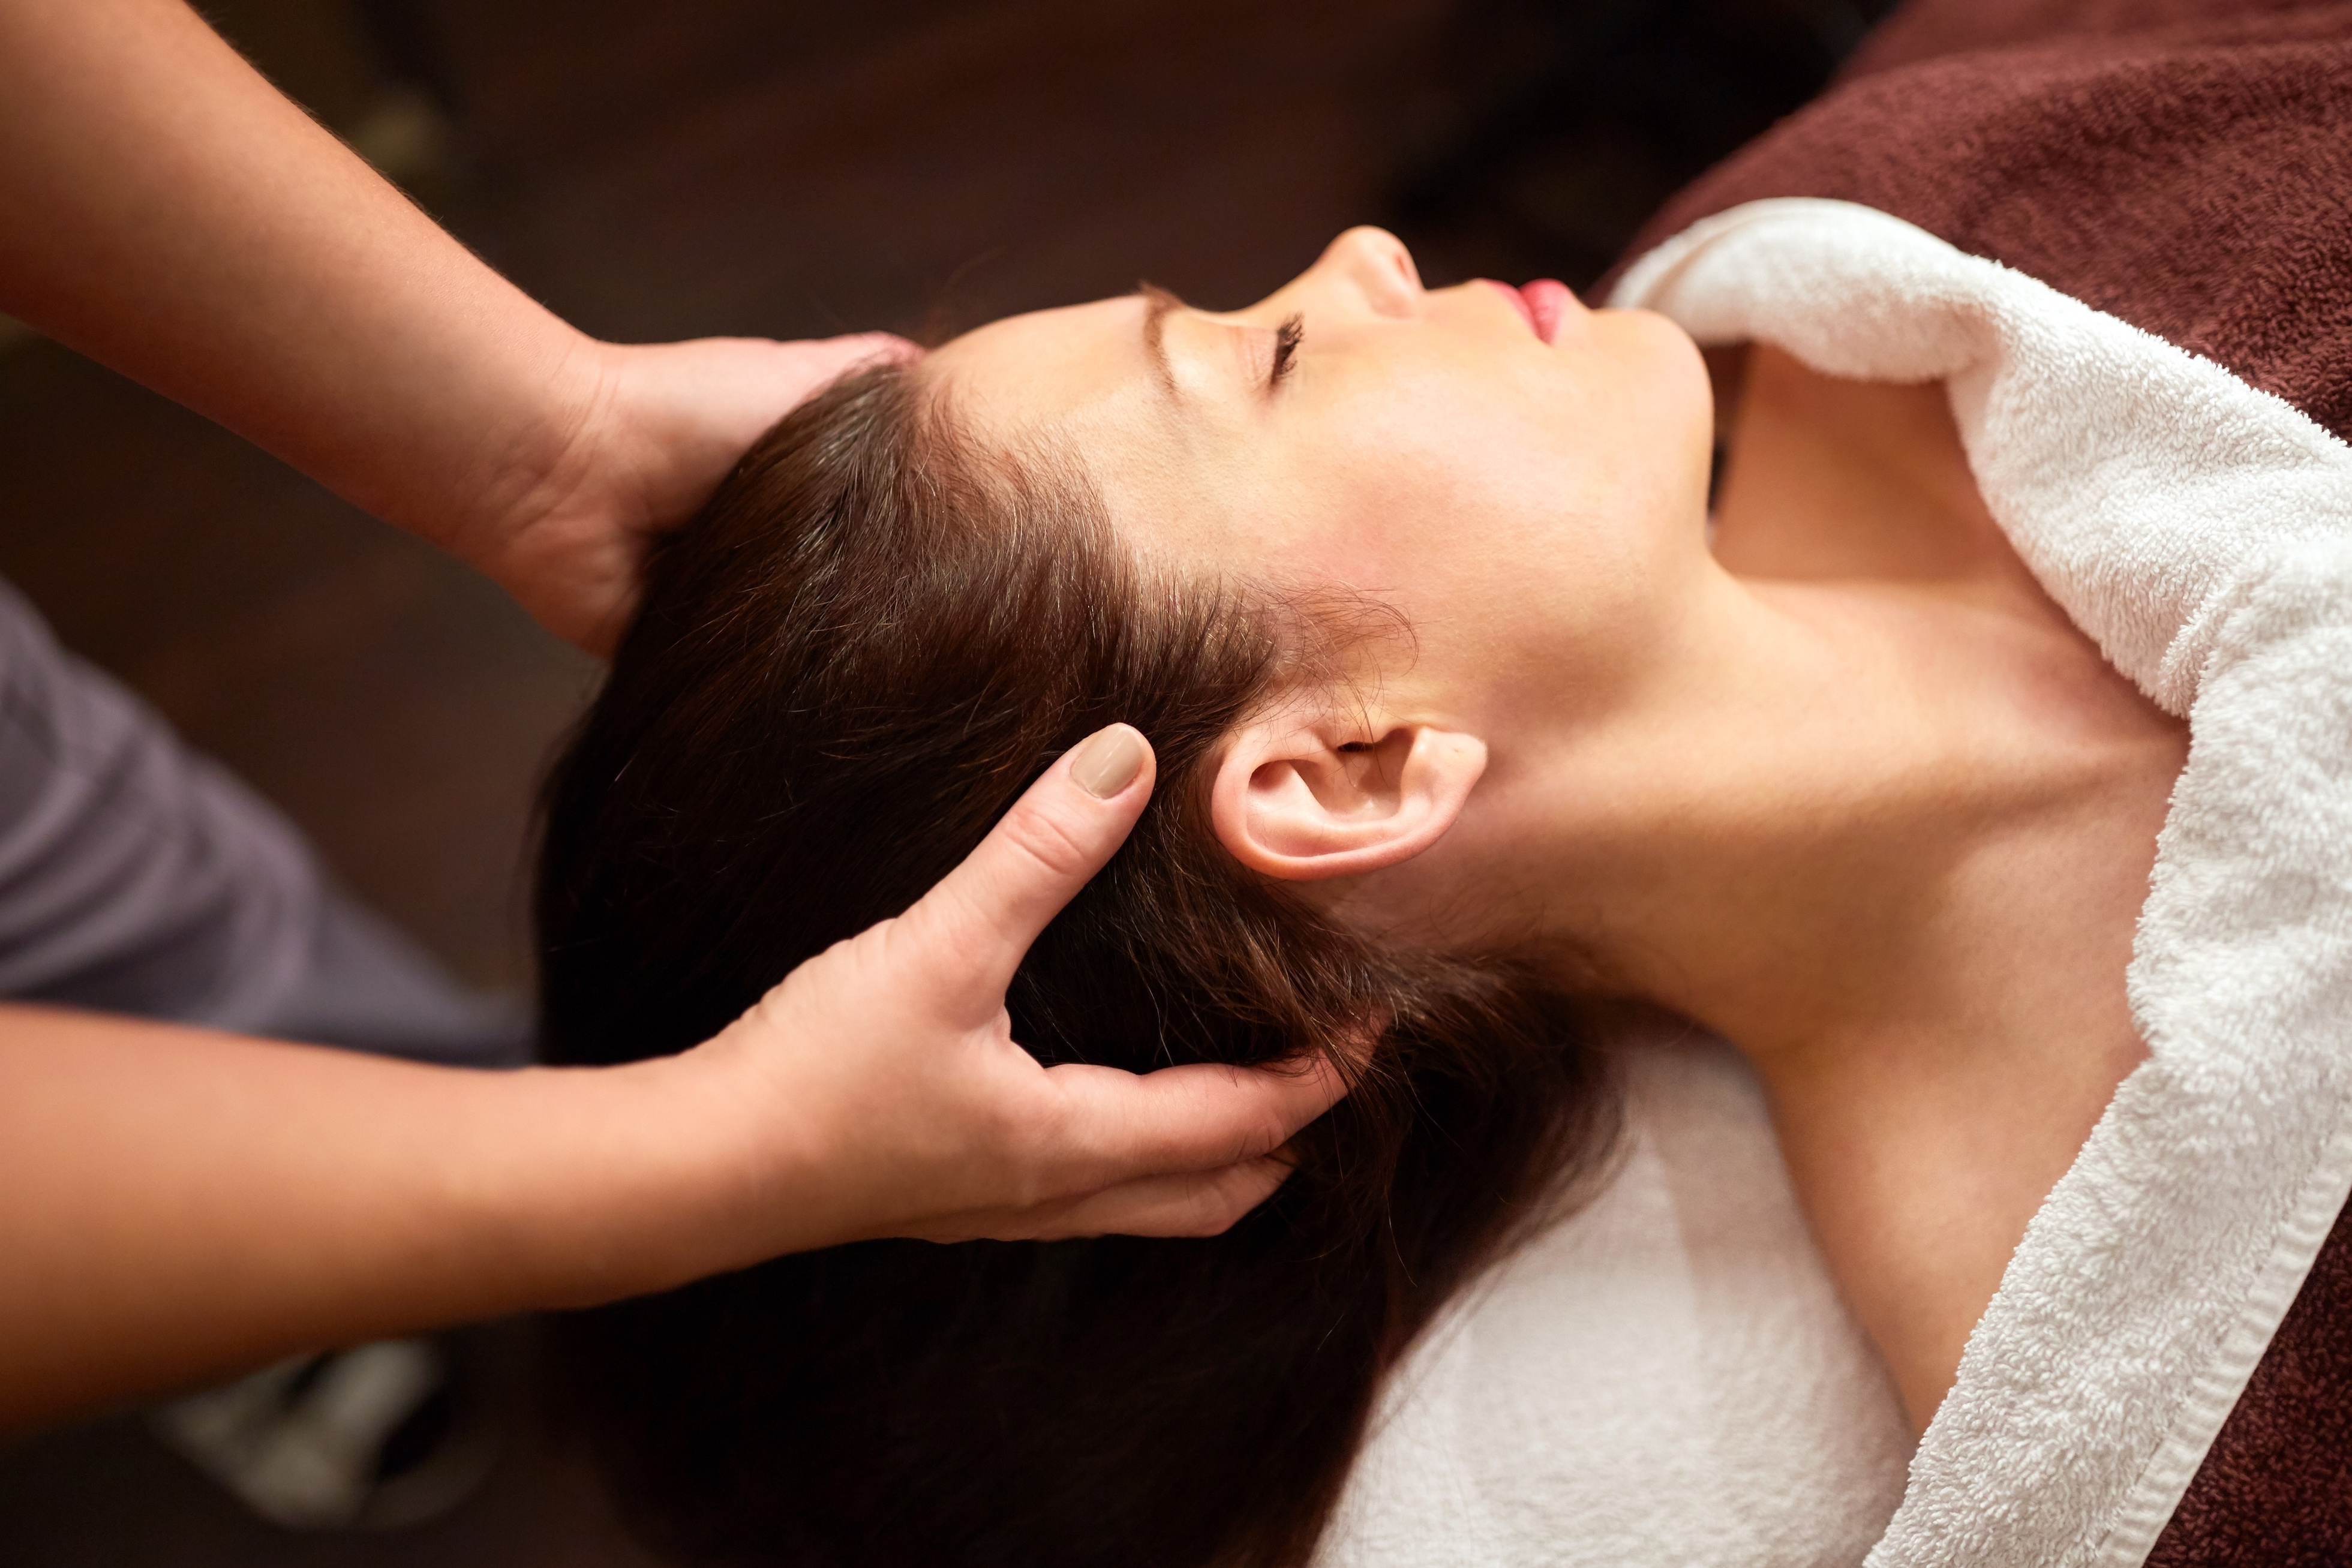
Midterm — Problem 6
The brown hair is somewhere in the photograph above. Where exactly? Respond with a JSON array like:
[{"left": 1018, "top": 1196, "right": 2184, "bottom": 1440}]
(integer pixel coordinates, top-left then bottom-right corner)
[{"left": 536, "top": 362, "right": 1615, "bottom": 1567}]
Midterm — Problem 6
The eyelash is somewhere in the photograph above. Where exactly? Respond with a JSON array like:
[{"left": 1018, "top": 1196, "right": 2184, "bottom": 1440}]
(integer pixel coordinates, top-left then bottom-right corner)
[{"left": 1270, "top": 314, "right": 1304, "bottom": 387}]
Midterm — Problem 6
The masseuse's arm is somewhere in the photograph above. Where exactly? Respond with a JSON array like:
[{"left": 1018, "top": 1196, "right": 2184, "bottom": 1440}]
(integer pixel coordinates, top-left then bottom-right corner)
[
  {"left": 0, "top": 727, "right": 1344, "bottom": 1431},
  {"left": 0, "top": 0, "right": 879, "bottom": 653}
]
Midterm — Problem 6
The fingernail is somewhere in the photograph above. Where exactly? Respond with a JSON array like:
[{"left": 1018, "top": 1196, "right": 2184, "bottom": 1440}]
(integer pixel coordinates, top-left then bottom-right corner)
[{"left": 1068, "top": 724, "right": 1146, "bottom": 799}]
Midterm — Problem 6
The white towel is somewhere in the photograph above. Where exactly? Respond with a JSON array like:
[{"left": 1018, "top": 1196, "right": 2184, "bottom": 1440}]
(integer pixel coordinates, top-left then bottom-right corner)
[
  {"left": 1317, "top": 199, "right": 2352, "bottom": 1567},
  {"left": 1317, "top": 1030, "right": 1915, "bottom": 1567}
]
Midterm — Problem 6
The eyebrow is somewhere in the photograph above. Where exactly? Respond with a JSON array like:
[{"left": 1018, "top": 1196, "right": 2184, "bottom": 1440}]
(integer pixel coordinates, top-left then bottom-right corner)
[{"left": 1138, "top": 283, "right": 1181, "bottom": 397}]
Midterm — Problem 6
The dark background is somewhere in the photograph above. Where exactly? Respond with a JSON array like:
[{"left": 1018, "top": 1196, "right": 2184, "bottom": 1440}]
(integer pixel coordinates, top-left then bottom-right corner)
[{"left": 0, "top": 0, "right": 1890, "bottom": 1560}]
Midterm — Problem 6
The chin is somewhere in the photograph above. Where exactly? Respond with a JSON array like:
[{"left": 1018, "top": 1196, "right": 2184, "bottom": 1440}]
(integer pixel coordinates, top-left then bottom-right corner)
[
  {"left": 1629, "top": 310, "right": 1714, "bottom": 419},
  {"left": 1615, "top": 310, "right": 1717, "bottom": 497}
]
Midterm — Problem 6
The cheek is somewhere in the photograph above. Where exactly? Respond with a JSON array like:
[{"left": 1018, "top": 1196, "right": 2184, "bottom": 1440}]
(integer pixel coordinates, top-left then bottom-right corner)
[
  {"left": 1275, "top": 380, "right": 1558, "bottom": 550},
  {"left": 1249, "top": 341, "right": 1708, "bottom": 617},
  {"left": 1264, "top": 410, "right": 1589, "bottom": 645}
]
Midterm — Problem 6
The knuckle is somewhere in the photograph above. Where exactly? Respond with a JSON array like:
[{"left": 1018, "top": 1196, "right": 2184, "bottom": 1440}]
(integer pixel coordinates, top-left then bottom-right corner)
[
  {"left": 884, "top": 902, "right": 989, "bottom": 987},
  {"left": 1188, "top": 1080, "right": 1295, "bottom": 1168},
  {"left": 994, "top": 795, "right": 1101, "bottom": 884},
  {"left": 887, "top": 904, "right": 1020, "bottom": 1020},
  {"left": 969, "top": 1083, "right": 1067, "bottom": 1210},
  {"left": 1175, "top": 1174, "right": 1259, "bottom": 1238}
]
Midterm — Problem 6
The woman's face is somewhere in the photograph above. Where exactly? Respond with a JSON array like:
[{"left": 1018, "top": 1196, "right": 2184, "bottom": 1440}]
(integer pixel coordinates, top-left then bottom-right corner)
[{"left": 926, "top": 226, "right": 1715, "bottom": 740}]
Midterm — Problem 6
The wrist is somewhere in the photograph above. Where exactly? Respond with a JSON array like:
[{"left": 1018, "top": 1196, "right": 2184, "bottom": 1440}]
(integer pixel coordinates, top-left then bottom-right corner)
[
  {"left": 438, "top": 334, "right": 659, "bottom": 652},
  {"left": 435, "top": 332, "right": 918, "bottom": 653},
  {"left": 485, "top": 1046, "right": 839, "bottom": 1309},
  {"left": 427, "top": 329, "right": 618, "bottom": 570}
]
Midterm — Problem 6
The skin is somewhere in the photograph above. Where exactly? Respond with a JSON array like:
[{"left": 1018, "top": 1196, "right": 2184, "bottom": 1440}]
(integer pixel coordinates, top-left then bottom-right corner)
[
  {"left": 0, "top": 730, "right": 1353, "bottom": 1429},
  {"left": 0, "top": 0, "right": 1350, "bottom": 1430},
  {"left": 929, "top": 226, "right": 2189, "bottom": 1432}
]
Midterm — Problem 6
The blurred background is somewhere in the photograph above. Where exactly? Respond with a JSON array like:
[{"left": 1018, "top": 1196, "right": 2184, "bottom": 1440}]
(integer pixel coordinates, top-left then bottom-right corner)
[{"left": 0, "top": 0, "right": 1893, "bottom": 1560}]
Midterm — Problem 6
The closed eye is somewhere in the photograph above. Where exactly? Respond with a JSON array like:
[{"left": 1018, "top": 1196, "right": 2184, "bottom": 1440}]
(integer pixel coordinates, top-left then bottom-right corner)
[{"left": 1269, "top": 314, "right": 1303, "bottom": 389}]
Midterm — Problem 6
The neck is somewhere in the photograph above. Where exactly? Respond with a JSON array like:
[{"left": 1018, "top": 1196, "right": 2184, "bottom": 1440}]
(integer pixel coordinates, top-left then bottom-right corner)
[
  {"left": 1479, "top": 570, "right": 2160, "bottom": 1038},
  {"left": 1441, "top": 350, "right": 2187, "bottom": 1428}
]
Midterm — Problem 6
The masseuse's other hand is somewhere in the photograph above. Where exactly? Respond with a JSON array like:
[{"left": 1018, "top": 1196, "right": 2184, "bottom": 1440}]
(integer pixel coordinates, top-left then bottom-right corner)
[
  {"left": 474, "top": 333, "right": 917, "bottom": 656},
  {"left": 690, "top": 724, "right": 1354, "bottom": 1246}
]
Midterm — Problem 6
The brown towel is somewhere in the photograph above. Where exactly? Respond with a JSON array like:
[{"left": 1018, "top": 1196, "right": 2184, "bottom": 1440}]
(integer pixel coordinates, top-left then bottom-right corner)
[
  {"left": 1608, "top": 2, "right": 2352, "bottom": 1558},
  {"left": 1610, "top": 0, "right": 2352, "bottom": 439}
]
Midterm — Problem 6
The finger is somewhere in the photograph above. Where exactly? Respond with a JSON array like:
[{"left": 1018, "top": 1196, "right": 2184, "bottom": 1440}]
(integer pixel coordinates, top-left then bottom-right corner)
[
  {"left": 1045, "top": 1050, "right": 1352, "bottom": 1177},
  {"left": 794, "top": 331, "right": 923, "bottom": 382},
  {"left": 1019, "top": 1155, "right": 1296, "bottom": 1240},
  {"left": 831, "top": 331, "right": 925, "bottom": 367},
  {"left": 895, "top": 724, "right": 1155, "bottom": 998}
]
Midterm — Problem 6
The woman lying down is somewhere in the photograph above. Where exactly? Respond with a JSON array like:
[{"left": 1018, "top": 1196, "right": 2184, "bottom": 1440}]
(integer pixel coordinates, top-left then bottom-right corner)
[
  {"left": 538, "top": 190, "right": 2352, "bottom": 1561},
  {"left": 534, "top": 18, "right": 2352, "bottom": 1561}
]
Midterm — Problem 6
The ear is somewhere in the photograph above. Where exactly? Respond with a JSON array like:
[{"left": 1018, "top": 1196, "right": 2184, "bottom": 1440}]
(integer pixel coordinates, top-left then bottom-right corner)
[{"left": 1209, "top": 716, "right": 1488, "bottom": 882}]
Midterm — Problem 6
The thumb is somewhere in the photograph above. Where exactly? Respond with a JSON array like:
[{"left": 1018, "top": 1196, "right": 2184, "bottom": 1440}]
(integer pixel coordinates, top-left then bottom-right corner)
[{"left": 896, "top": 725, "right": 1156, "bottom": 1000}]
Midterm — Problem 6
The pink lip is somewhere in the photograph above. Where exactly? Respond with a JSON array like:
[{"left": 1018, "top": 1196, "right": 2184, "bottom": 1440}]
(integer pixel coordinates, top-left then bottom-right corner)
[{"left": 1482, "top": 278, "right": 1575, "bottom": 344}]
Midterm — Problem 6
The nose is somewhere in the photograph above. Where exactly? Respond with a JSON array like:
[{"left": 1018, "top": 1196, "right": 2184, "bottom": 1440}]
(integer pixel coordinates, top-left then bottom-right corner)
[{"left": 1311, "top": 226, "right": 1423, "bottom": 318}]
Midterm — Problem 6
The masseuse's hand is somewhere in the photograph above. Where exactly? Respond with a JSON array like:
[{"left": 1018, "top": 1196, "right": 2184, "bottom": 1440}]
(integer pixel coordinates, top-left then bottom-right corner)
[
  {"left": 0, "top": 728, "right": 1343, "bottom": 1430},
  {"left": 688, "top": 723, "right": 1355, "bottom": 1245},
  {"left": 469, "top": 332, "right": 918, "bottom": 655},
  {"left": 1, "top": 0, "right": 918, "bottom": 657}
]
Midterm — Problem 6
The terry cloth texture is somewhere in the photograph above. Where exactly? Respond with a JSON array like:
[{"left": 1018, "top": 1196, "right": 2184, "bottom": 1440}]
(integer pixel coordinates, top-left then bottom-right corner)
[
  {"left": 1314, "top": 1031, "right": 1915, "bottom": 1567},
  {"left": 1608, "top": 0, "right": 2352, "bottom": 443},
  {"left": 1612, "top": 198, "right": 2352, "bottom": 1566},
  {"left": 1317, "top": 193, "right": 2352, "bottom": 1566},
  {"left": 1604, "top": 4, "right": 2352, "bottom": 1559}
]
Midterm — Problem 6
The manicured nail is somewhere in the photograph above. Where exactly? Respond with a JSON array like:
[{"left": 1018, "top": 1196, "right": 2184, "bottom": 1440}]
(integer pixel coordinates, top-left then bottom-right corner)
[{"left": 1068, "top": 724, "right": 1146, "bottom": 799}]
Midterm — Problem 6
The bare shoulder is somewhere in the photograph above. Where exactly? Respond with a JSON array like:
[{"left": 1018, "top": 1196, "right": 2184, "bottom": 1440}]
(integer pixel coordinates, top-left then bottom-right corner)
[{"left": 1713, "top": 344, "right": 2191, "bottom": 1435}]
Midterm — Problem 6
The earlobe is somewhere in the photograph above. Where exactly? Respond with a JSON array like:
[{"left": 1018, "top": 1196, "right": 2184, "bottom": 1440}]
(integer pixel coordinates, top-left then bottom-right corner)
[{"left": 1210, "top": 719, "right": 1487, "bottom": 882}]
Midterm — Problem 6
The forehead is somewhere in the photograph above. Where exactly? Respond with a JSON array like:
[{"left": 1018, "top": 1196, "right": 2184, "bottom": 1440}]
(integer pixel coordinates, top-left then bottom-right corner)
[
  {"left": 925, "top": 295, "right": 1155, "bottom": 443},
  {"left": 924, "top": 294, "right": 1248, "bottom": 561}
]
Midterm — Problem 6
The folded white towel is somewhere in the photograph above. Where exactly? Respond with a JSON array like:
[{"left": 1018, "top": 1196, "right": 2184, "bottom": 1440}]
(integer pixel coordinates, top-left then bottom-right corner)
[{"left": 1318, "top": 199, "right": 2352, "bottom": 1568}]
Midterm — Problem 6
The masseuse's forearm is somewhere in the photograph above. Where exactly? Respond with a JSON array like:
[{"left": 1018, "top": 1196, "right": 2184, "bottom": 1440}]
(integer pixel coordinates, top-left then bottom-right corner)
[
  {"left": 0, "top": 740, "right": 1347, "bottom": 1431},
  {"left": 0, "top": 1004, "right": 758, "bottom": 1431},
  {"left": 0, "top": 0, "right": 590, "bottom": 561}
]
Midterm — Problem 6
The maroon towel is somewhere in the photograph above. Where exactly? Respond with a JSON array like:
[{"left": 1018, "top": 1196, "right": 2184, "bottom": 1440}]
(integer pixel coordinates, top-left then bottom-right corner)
[
  {"left": 1611, "top": 0, "right": 2352, "bottom": 440},
  {"left": 1608, "top": 2, "right": 2352, "bottom": 1558}
]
